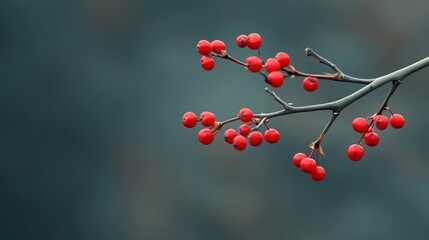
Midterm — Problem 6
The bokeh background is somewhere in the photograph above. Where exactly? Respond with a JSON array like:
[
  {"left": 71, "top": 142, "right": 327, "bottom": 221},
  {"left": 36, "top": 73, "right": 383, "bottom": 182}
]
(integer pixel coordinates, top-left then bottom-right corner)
[{"left": 1, "top": 0, "right": 429, "bottom": 239}]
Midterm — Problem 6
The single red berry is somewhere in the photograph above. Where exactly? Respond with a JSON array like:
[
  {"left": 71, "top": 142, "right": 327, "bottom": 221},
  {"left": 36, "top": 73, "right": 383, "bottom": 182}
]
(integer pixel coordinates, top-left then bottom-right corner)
[
  {"left": 182, "top": 111, "right": 198, "bottom": 128},
  {"left": 347, "top": 144, "right": 364, "bottom": 161},
  {"left": 236, "top": 34, "right": 248, "bottom": 48},
  {"left": 264, "top": 128, "right": 280, "bottom": 144},
  {"left": 224, "top": 128, "right": 238, "bottom": 144},
  {"left": 275, "top": 52, "right": 291, "bottom": 67},
  {"left": 310, "top": 166, "right": 326, "bottom": 181},
  {"left": 266, "top": 71, "right": 284, "bottom": 88},
  {"left": 197, "top": 40, "right": 212, "bottom": 55},
  {"left": 367, "top": 126, "right": 374, "bottom": 132},
  {"left": 292, "top": 152, "right": 307, "bottom": 167},
  {"left": 239, "top": 124, "right": 251, "bottom": 136},
  {"left": 200, "top": 111, "right": 216, "bottom": 127},
  {"left": 233, "top": 135, "right": 247, "bottom": 151},
  {"left": 364, "top": 132, "right": 380, "bottom": 147},
  {"left": 201, "top": 55, "right": 215, "bottom": 71},
  {"left": 265, "top": 58, "right": 281, "bottom": 73},
  {"left": 352, "top": 117, "right": 369, "bottom": 133},
  {"left": 302, "top": 77, "right": 319, "bottom": 92},
  {"left": 300, "top": 158, "right": 317, "bottom": 173},
  {"left": 198, "top": 128, "right": 214, "bottom": 145},
  {"left": 238, "top": 108, "right": 253, "bottom": 122},
  {"left": 373, "top": 115, "right": 389, "bottom": 130},
  {"left": 246, "top": 56, "right": 263, "bottom": 72},
  {"left": 390, "top": 114, "right": 405, "bottom": 129},
  {"left": 211, "top": 40, "right": 226, "bottom": 53},
  {"left": 248, "top": 131, "right": 263, "bottom": 146},
  {"left": 246, "top": 33, "right": 262, "bottom": 50}
]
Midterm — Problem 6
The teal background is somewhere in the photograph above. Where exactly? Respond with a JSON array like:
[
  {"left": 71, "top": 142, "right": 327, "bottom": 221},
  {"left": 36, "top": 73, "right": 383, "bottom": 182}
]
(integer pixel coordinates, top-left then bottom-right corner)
[{"left": 1, "top": 0, "right": 429, "bottom": 239}]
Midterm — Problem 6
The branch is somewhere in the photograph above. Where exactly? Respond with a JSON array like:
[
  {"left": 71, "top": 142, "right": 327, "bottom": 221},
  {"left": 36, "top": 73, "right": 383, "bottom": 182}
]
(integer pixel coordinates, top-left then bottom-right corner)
[{"left": 255, "top": 56, "right": 429, "bottom": 119}]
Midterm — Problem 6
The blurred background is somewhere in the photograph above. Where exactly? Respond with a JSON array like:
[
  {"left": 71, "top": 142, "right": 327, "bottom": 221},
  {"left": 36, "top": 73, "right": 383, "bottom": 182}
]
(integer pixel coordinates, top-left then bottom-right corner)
[{"left": 1, "top": 0, "right": 429, "bottom": 239}]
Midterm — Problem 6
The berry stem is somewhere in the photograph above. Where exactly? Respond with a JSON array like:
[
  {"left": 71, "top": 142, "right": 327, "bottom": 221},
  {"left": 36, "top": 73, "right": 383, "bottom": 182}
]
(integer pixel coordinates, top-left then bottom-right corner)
[
  {"left": 375, "top": 80, "right": 401, "bottom": 116},
  {"left": 251, "top": 117, "right": 268, "bottom": 131},
  {"left": 312, "top": 111, "right": 340, "bottom": 150},
  {"left": 219, "top": 116, "right": 240, "bottom": 127}
]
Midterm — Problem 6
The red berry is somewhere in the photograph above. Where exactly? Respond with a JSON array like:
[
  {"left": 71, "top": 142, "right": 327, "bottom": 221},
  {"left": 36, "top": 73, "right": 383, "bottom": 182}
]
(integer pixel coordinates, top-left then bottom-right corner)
[
  {"left": 197, "top": 40, "right": 212, "bottom": 55},
  {"left": 300, "top": 158, "right": 317, "bottom": 173},
  {"left": 248, "top": 131, "right": 263, "bottom": 146},
  {"left": 233, "top": 135, "right": 247, "bottom": 151},
  {"left": 347, "top": 144, "right": 364, "bottom": 161},
  {"left": 201, "top": 55, "right": 215, "bottom": 71},
  {"left": 246, "top": 33, "right": 262, "bottom": 50},
  {"left": 292, "top": 152, "right": 307, "bottom": 167},
  {"left": 364, "top": 132, "right": 380, "bottom": 147},
  {"left": 275, "top": 52, "right": 291, "bottom": 67},
  {"left": 239, "top": 124, "right": 251, "bottom": 136},
  {"left": 352, "top": 117, "right": 369, "bottom": 133},
  {"left": 390, "top": 114, "right": 405, "bottom": 129},
  {"left": 373, "top": 115, "right": 389, "bottom": 130},
  {"left": 211, "top": 40, "right": 226, "bottom": 53},
  {"left": 264, "top": 128, "right": 280, "bottom": 144},
  {"left": 224, "top": 128, "right": 238, "bottom": 144},
  {"left": 310, "top": 166, "right": 326, "bottom": 181},
  {"left": 246, "top": 56, "right": 263, "bottom": 72},
  {"left": 265, "top": 58, "right": 281, "bottom": 73},
  {"left": 182, "top": 111, "right": 198, "bottom": 128},
  {"left": 198, "top": 128, "right": 214, "bottom": 145},
  {"left": 200, "top": 111, "right": 216, "bottom": 127},
  {"left": 238, "top": 108, "right": 253, "bottom": 122},
  {"left": 266, "top": 71, "right": 284, "bottom": 88},
  {"left": 236, "top": 34, "right": 248, "bottom": 48},
  {"left": 367, "top": 127, "right": 374, "bottom": 132},
  {"left": 302, "top": 77, "right": 319, "bottom": 92}
]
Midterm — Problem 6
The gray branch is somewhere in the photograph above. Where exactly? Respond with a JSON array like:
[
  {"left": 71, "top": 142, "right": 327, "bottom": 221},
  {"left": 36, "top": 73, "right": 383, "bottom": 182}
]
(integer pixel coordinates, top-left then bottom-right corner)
[{"left": 255, "top": 56, "right": 429, "bottom": 119}]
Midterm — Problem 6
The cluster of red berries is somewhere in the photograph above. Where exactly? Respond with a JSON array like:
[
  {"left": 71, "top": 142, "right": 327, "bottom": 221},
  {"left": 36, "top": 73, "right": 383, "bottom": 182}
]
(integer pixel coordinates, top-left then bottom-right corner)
[
  {"left": 197, "top": 33, "right": 293, "bottom": 89},
  {"left": 347, "top": 113, "right": 405, "bottom": 161},
  {"left": 182, "top": 108, "right": 281, "bottom": 151},
  {"left": 292, "top": 152, "right": 326, "bottom": 181},
  {"left": 196, "top": 33, "right": 322, "bottom": 92}
]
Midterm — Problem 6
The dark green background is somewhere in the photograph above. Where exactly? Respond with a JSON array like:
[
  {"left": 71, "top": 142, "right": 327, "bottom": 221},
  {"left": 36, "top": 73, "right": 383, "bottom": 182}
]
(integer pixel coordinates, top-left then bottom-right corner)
[{"left": 1, "top": 0, "right": 429, "bottom": 239}]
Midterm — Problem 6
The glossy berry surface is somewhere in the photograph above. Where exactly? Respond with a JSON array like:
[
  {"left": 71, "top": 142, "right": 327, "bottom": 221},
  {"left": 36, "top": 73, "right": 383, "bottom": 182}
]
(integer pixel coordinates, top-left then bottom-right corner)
[
  {"left": 200, "top": 111, "right": 216, "bottom": 127},
  {"left": 238, "top": 108, "right": 253, "bottom": 122},
  {"left": 246, "top": 56, "right": 263, "bottom": 73},
  {"left": 275, "top": 52, "right": 291, "bottom": 67},
  {"left": 300, "top": 158, "right": 317, "bottom": 173},
  {"left": 248, "top": 131, "right": 263, "bottom": 146},
  {"left": 236, "top": 34, "right": 248, "bottom": 48},
  {"left": 264, "top": 128, "right": 280, "bottom": 143},
  {"left": 224, "top": 128, "right": 238, "bottom": 144},
  {"left": 198, "top": 129, "right": 214, "bottom": 145},
  {"left": 352, "top": 117, "right": 369, "bottom": 133},
  {"left": 239, "top": 124, "right": 251, "bottom": 136},
  {"left": 266, "top": 71, "right": 284, "bottom": 88},
  {"left": 347, "top": 144, "right": 364, "bottom": 161},
  {"left": 310, "top": 166, "right": 326, "bottom": 181},
  {"left": 233, "top": 135, "right": 247, "bottom": 151},
  {"left": 364, "top": 132, "right": 380, "bottom": 147},
  {"left": 182, "top": 111, "right": 198, "bottom": 128},
  {"left": 292, "top": 152, "right": 307, "bottom": 167},
  {"left": 246, "top": 33, "right": 262, "bottom": 50},
  {"left": 265, "top": 58, "right": 281, "bottom": 73},
  {"left": 374, "top": 115, "right": 389, "bottom": 130},
  {"left": 390, "top": 114, "right": 405, "bottom": 129},
  {"left": 197, "top": 40, "right": 212, "bottom": 55},
  {"left": 210, "top": 40, "right": 226, "bottom": 53},
  {"left": 302, "top": 77, "right": 319, "bottom": 92},
  {"left": 201, "top": 55, "right": 215, "bottom": 71}
]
